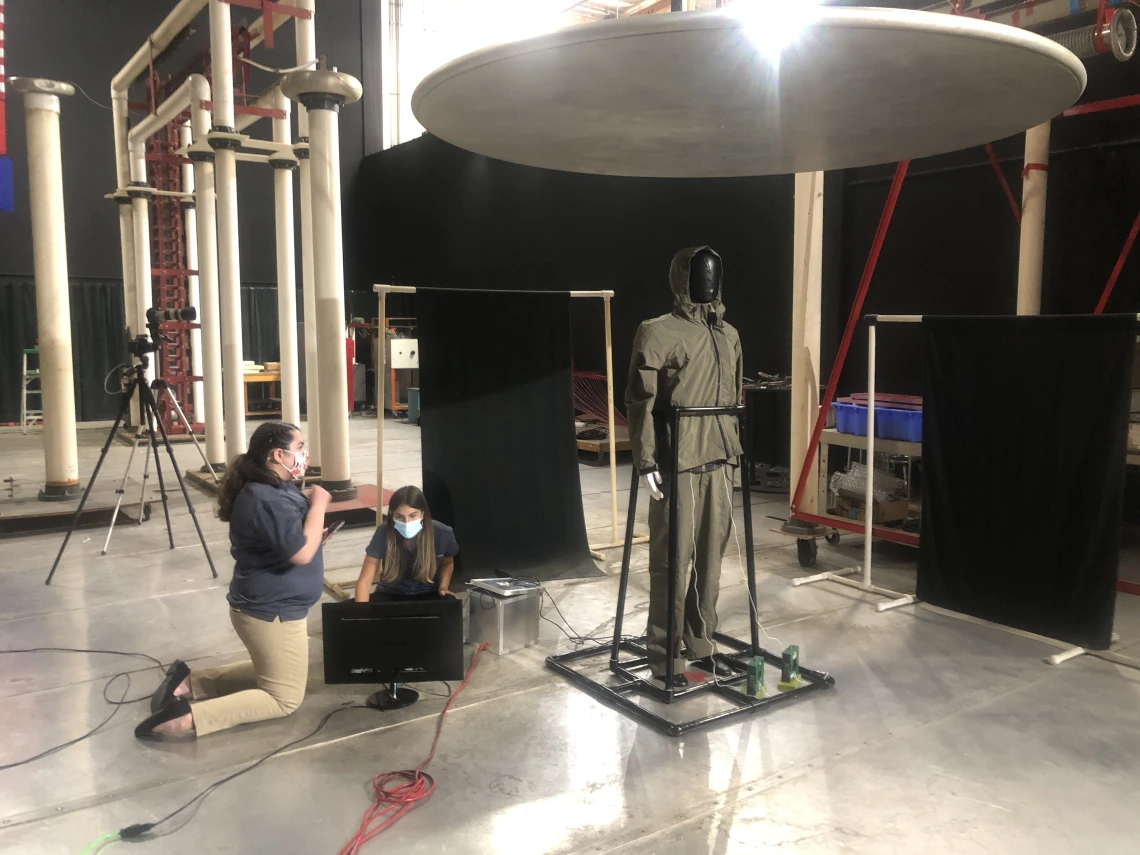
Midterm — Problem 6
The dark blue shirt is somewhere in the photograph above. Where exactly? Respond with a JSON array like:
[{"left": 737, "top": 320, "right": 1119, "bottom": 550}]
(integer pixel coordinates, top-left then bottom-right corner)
[
  {"left": 365, "top": 521, "right": 459, "bottom": 596},
  {"left": 227, "top": 481, "right": 324, "bottom": 621}
]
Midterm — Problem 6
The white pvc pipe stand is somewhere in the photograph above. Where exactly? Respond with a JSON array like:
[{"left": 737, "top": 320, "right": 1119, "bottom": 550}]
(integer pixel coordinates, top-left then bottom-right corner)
[
  {"left": 14, "top": 79, "right": 81, "bottom": 499},
  {"left": 272, "top": 92, "right": 301, "bottom": 428},
  {"left": 210, "top": 0, "right": 247, "bottom": 461},
  {"left": 1017, "top": 122, "right": 1050, "bottom": 316},
  {"left": 128, "top": 143, "right": 155, "bottom": 388},
  {"left": 792, "top": 320, "right": 915, "bottom": 612}
]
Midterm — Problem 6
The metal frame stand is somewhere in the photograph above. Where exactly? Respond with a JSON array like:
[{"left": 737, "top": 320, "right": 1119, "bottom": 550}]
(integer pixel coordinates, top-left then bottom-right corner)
[
  {"left": 547, "top": 405, "right": 834, "bottom": 737},
  {"left": 45, "top": 354, "right": 219, "bottom": 585},
  {"left": 793, "top": 318, "right": 916, "bottom": 612}
]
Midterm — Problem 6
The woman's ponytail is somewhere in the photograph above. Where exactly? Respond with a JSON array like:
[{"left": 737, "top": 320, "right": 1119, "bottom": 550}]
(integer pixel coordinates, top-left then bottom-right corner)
[{"left": 215, "top": 422, "right": 300, "bottom": 521}]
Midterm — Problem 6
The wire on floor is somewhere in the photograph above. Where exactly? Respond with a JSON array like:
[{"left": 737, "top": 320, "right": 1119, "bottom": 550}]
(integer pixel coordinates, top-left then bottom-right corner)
[
  {"left": 79, "top": 832, "right": 120, "bottom": 854},
  {"left": 337, "top": 644, "right": 488, "bottom": 855},
  {"left": 0, "top": 647, "right": 167, "bottom": 772}
]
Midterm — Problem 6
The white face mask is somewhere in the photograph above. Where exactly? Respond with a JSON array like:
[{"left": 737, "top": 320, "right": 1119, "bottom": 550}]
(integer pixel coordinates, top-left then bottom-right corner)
[
  {"left": 394, "top": 518, "right": 423, "bottom": 539},
  {"left": 283, "top": 449, "right": 308, "bottom": 479}
]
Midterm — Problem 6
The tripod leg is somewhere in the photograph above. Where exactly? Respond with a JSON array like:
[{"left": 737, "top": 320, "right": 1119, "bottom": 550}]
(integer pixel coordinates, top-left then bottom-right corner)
[
  {"left": 45, "top": 379, "right": 135, "bottom": 585},
  {"left": 142, "top": 394, "right": 176, "bottom": 550},
  {"left": 102, "top": 427, "right": 144, "bottom": 555},
  {"left": 146, "top": 384, "right": 219, "bottom": 579},
  {"left": 136, "top": 415, "right": 154, "bottom": 525},
  {"left": 164, "top": 387, "right": 218, "bottom": 484}
]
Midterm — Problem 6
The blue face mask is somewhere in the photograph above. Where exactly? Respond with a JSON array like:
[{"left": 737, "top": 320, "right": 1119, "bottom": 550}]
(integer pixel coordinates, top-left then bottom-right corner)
[{"left": 394, "top": 518, "right": 423, "bottom": 539}]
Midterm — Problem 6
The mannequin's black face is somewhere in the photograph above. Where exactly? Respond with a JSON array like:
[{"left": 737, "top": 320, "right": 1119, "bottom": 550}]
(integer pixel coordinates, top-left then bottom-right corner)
[{"left": 689, "top": 250, "right": 721, "bottom": 304}]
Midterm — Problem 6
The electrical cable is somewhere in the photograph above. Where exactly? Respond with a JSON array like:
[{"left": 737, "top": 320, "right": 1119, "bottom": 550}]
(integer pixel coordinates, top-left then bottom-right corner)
[
  {"left": 79, "top": 832, "right": 120, "bottom": 855},
  {"left": 337, "top": 644, "right": 488, "bottom": 855},
  {"left": 722, "top": 467, "right": 784, "bottom": 653},
  {"left": 236, "top": 55, "right": 319, "bottom": 74},
  {"left": 110, "top": 702, "right": 371, "bottom": 844},
  {"left": 0, "top": 648, "right": 167, "bottom": 772},
  {"left": 103, "top": 363, "right": 127, "bottom": 395}
]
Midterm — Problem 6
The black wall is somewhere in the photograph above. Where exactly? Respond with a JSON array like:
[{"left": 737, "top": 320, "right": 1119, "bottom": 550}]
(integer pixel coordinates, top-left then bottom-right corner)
[{"left": 353, "top": 135, "right": 796, "bottom": 410}]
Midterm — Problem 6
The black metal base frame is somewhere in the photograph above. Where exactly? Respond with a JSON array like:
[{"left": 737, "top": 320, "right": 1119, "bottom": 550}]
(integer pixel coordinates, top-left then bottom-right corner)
[{"left": 545, "top": 404, "right": 836, "bottom": 737}]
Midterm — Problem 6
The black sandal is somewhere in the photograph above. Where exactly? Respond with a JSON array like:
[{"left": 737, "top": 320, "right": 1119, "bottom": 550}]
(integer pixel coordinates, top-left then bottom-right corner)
[
  {"left": 135, "top": 698, "right": 195, "bottom": 741},
  {"left": 150, "top": 660, "right": 191, "bottom": 713}
]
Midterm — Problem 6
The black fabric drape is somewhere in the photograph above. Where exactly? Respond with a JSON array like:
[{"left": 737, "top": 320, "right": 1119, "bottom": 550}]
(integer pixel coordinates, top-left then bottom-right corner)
[
  {"left": 0, "top": 278, "right": 126, "bottom": 424},
  {"left": 918, "top": 315, "right": 1133, "bottom": 649},
  {"left": 240, "top": 286, "right": 280, "bottom": 365},
  {"left": 417, "top": 289, "right": 599, "bottom": 582}
]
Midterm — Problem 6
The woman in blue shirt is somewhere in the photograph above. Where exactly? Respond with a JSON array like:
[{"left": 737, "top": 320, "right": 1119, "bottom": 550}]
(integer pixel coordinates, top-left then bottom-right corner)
[
  {"left": 135, "top": 421, "right": 329, "bottom": 740},
  {"left": 354, "top": 485, "right": 459, "bottom": 601}
]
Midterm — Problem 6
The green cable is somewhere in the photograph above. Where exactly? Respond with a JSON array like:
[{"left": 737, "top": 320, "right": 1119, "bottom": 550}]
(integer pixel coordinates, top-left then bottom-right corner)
[{"left": 79, "top": 832, "right": 119, "bottom": 855}]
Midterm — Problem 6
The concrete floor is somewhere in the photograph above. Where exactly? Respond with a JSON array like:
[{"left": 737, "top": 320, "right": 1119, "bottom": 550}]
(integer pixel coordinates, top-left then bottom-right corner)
[{"left": 2, "top": 417, "right": 1140, "bottom": 854}]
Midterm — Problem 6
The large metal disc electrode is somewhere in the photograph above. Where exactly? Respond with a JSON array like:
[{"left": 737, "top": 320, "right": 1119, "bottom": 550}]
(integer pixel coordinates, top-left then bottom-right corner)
[{"left": 412, "top": 7, "right": 1086, "bottom": 178}]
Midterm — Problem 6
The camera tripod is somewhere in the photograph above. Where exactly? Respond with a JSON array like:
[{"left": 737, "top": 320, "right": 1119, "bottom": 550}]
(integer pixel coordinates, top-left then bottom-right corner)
[{"left": 45, "top": 353, "right": 218, "bottom": 585}]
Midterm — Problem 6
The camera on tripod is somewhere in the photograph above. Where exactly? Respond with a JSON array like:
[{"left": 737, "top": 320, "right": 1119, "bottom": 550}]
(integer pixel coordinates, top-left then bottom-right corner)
[{"left": 128, "top": 306, "right": 197, "bottom": 359}]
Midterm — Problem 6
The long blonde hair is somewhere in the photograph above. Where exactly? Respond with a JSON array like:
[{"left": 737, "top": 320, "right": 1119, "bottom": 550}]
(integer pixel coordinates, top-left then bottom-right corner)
[{"left": 380, "top": 485, "right": 438, "bottom": 583}]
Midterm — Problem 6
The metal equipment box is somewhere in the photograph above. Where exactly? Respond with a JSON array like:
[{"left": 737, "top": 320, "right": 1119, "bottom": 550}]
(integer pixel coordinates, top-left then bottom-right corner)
[{"left": 465, "top": 579, "right": 542, "bottom": 655}]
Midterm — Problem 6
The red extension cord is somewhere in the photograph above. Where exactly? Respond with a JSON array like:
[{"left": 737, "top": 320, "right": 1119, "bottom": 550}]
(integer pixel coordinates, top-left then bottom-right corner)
[{"left": 337, "top": 643, "right": 488, "bottom": 854}]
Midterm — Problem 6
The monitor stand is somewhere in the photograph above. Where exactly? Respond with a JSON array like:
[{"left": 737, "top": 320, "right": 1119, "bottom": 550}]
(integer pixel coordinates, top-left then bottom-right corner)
[{"left": 366, "top": 681, "right": 419, "bottom": 711}]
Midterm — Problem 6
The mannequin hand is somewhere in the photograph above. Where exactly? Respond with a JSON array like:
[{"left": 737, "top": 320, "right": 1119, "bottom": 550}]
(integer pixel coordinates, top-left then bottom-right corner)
[{"left": 645, "top": 470, "right": 664, "bottom": 501}]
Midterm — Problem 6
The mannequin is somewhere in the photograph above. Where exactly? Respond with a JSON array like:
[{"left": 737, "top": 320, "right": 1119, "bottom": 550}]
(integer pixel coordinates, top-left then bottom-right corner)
[{"left": 626, "top": 246, "right": 743, "bottom": 687}]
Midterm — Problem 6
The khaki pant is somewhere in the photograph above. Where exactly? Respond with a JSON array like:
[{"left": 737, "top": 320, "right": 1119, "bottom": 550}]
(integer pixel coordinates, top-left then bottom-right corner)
[
  {"left": 189, "top": 609, "right": 309, "bottom": 737},
  {"left": 647, "top": 466, "right": 733, "bottom": 677}
]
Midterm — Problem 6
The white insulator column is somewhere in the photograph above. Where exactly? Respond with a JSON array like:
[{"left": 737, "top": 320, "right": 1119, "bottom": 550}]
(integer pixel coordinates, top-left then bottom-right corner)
[
  {"left": 791, "top": 171, "right": 824, "bottom": 516},
  {"left": 271, "top": 90, "right": 301, "bottom": 427},
  {"left": 1017, "top": 122, "right": 1051, "bottom": 316},
  {"left": 209, "top": 0, "right": 247, "bottom": 461},
  {"left": 189, "top": 77, "right": 227, "bottom": 470},
  {"left": 12, "top": 79, "right": 81, "bottom": 501},
  {"left": 180, "top": 122, "right": 206, "bottom": 425},
  {"left": 295, "top": 0, "right": 321, "bottom": 468},
  {"left": 282, "top": 67, "right": 363, "bottom": 500}
]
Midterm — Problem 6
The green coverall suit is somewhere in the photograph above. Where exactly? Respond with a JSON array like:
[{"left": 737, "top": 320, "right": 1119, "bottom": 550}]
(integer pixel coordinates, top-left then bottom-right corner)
[{"left": 625, "top": 246, "right": 744, "bottom": 678}]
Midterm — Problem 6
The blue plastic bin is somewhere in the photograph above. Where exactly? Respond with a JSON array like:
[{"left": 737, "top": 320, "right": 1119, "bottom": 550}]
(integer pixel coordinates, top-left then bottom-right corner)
[
  {"left": 832, "top": 402, "right": 922, "bottom": 443},
  {"left": 876, "top": 406, "right": 922, "bottom": 442},
  {"left": 832, "top": 402, "right": 869, "bottom": 436}
]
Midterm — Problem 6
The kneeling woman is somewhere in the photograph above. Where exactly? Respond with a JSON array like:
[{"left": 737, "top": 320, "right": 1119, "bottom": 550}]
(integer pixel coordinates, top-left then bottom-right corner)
[
  {"left": 136, "top": 422, "right": 329, "bottom": 740},
  {"left": 354, "top": 486, "right": 458, "bottom": 601}
]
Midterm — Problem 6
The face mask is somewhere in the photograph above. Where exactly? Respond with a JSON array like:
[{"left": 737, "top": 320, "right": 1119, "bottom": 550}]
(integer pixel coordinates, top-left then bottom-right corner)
[
  {"left": 394, "top": 518, "right": 423, "bottom": 539},
  {"left": 283, "top": 449, "right": 308, "bottom": 479}
]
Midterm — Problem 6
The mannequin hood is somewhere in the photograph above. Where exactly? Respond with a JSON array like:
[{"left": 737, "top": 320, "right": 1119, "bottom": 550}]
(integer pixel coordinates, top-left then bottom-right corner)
[{"left": 669, "top": 245, "right": 725, "bottom": 325}]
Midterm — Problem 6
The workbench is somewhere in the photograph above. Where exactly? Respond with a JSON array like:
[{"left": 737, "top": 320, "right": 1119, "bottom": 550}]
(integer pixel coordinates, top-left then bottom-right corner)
[{"left": 243, "top": 372, "right": 281, "bottom": 417}]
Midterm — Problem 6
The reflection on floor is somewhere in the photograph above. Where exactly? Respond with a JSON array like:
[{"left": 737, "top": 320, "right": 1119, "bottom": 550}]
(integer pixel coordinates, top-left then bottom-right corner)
[{"left": 2, "top": 418, "right": 1140, "bottom": 854}]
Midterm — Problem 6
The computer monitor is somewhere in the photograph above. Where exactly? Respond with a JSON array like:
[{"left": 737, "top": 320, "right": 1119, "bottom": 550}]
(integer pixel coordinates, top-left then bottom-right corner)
[{"left": 322, "top": 598, "right": 464, "bottom": 710}]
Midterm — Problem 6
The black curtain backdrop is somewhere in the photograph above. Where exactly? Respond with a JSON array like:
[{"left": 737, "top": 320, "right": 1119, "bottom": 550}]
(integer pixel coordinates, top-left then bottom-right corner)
[
  {"left": 417, "top": 289, "right": 599, "bottom": 582},
  {"left": 0, "top": 278, "right": 126, "bottom": 424},
  {"left": 351, "top": 134, "right": 796, "bottom": 412},
  {"left": 918, "top": 315, "right": 1133, "bottom": 650}
]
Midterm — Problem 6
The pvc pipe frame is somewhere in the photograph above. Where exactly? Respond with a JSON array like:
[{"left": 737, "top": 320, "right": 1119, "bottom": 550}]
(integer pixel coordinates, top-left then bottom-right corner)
[
  {"left": 792, "top": 316, "right": 915, "bottom": 613},
  {"left": 23, "top": 90, "right": 80, "bottom": 494},
  {"left": 371, "top": 286, "right": 629, "bottom": 546}
]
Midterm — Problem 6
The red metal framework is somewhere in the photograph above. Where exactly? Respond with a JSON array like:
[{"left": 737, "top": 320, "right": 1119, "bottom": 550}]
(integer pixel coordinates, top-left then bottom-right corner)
[
  {"left": 786, "top": 93, "right": 1140, "bottom": 584},
  {"left": 145, "top": 115, "right": 201, "bottom": 434}
]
